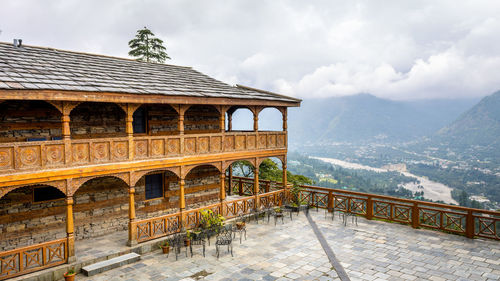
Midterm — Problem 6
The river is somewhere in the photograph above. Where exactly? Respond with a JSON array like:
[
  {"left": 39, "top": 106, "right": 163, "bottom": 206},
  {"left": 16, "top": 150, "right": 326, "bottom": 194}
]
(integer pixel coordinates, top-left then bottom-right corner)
[{"left": 312, "top": 156, "right": 458, "bottom": 205}]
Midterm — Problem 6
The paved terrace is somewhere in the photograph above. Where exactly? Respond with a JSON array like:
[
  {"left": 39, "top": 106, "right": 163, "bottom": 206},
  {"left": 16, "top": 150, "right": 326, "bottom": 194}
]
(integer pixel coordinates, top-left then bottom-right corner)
[{"left": 54, "top": 209, "right": 500, "bottom": 281}]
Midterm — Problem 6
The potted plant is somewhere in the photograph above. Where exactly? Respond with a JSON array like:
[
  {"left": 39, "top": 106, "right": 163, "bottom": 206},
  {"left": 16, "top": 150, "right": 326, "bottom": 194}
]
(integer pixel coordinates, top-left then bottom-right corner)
[
  {"left": 64, "top": 268, "right": 76, "bottom": 281},
  {"left": 184, "top": 230, "right": 191, "bottom": 247},
  {"left": 159, "top": 240, "right": 170, "bottom": 254}
]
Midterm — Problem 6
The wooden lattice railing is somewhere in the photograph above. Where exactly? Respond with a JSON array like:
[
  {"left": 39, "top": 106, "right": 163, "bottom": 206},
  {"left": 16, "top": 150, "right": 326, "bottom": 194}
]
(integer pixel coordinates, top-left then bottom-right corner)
[
  {"left": 133, "top": 189, "right": 286, "bottom": 243},
  {"left": 229, "top": 176, "right": 283, "bottom": 196},
  {"left": 0, "top": 238, "right": 67, "bottom": 280},
  {"left": 297, "top": 184, "right": 500, "bottom": 240}
]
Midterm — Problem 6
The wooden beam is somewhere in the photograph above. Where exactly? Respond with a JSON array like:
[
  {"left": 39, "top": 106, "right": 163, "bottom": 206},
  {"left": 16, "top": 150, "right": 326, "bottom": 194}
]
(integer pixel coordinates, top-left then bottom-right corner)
[{"left": 0, "top": 89, "right": 301, "bottom": 107}]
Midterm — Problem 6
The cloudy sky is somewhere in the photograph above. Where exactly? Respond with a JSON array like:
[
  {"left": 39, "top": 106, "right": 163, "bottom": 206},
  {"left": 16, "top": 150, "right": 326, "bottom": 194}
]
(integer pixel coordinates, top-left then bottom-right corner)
[{"left": 1, "top": 0, "right": 500, "bottom": 100}]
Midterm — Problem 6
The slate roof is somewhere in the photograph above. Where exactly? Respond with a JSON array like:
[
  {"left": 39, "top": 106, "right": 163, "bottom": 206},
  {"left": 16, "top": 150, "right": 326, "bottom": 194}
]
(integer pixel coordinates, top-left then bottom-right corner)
[{"left": 0, "top": 42, "right": 300, "bottom": 104}]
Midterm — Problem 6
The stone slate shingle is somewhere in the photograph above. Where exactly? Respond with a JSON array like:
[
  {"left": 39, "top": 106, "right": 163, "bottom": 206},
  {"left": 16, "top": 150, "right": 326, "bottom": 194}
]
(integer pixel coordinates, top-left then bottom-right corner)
[{"left": 0, "top": 42, "right": 300, "bottom": 103}]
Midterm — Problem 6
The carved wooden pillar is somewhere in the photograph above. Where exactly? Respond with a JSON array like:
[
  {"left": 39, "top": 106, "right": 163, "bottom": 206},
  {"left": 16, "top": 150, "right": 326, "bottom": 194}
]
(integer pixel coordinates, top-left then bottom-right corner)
[
  {"left": 179, "top": 178, "right": 186, "bottom": 228},
  {"left": 227, "top": 112, "right": 233, "bottom": 131},
  {"left": 178, "top": 111, "right": 185, "bottom": 135},
  {"left": 127, "top": 187, "right": 137, "bottom": 246},
  {"left": 66, "top": 196, "right": 76, "bottom": 263},
  {"left": 254, "top": 166, "right": 259, "bottom": 209},
  {"left": 125, "top": 104, "right": 136, "bottom": 160},
  {"left": 220, "top": 107, "right": 226, "bottom": 134},
  {"left": 220, "top": 173, "right": 226, "bottom": 201},
  {"left": 61, "top": 102, "right": 76, "bottom": 165},
  {"left": 253, "top": 113, "right": 259, "bottom": 132},
  {"left": 228, "top": 166, "right": 233, "bottom": 196},
  {"left": 282, "top": 163, "right": 288, "bottom": 189},
  {"left": 282, "top": 107, "right": 288, "bottom": 132}
]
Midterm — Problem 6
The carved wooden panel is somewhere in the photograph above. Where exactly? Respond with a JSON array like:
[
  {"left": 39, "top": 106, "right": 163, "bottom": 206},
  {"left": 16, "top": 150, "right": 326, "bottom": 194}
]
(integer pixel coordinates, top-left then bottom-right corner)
[
  {"left": 235, "top": 135, "right": 246, "bottom": 150},
  {"left": 91, "top": 142, "right": 110, "bottom": 162},
  {"left": 224, "top": 135, "right": 234, "bottom": 151},
  {"left": 247, "top": 135, "right": 256, "bottom": 149},
  {"left": 43, "top": 144, "right": 65, "bottom": 166},
  {"left": 151, "top": 139, "right": 165, "bottom": 157},
  {"left": 16, "top": 146, "right": 41, "bottom": 169},
  {"left": 135, "top": 140, "right": 148, "bottom": 159},
  {"left": 268, "top": 134, "right": 277, "bottom": 148},
  {"left": 210, "top": 136, "right": 222, "bottom": 152},
  {"left": 277, "top": 134, "right": 285, "bottom": 148},
  {"left": 72, "top": 143, "right": 90, "bottom": 164},
  {"left": 197, "top": 137, "right": 209, "bottom": 153},
  {"left": 0, "top": 147, "right": 13, "bottom": 170},
  {"left": 184, "top": 138, "right": 196, "bottom": 154},
  {"left": 167, "top": 138, "right": 180, "bottom": 155},
  {"left": 112, "top": 141, "right": 128, "bottom": 160},
  {"left": 258, "top": 135, "right": 267, "bottom": 149}
]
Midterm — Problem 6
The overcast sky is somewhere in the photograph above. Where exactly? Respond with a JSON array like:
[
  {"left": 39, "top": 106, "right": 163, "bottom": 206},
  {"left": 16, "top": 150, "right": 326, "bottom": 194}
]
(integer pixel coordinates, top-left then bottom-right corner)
[{"left": 1, "top": 0, "right": 500, "bottom": 100}]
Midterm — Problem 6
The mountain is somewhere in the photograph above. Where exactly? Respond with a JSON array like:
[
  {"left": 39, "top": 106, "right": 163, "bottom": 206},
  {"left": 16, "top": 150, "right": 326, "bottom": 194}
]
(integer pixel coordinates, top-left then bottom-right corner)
[
  {"left": 288, "top": 93, "right": 477, "bottom": 145},
  {"left": 433, "top": 90, "right": 500, "bottom": 161}
]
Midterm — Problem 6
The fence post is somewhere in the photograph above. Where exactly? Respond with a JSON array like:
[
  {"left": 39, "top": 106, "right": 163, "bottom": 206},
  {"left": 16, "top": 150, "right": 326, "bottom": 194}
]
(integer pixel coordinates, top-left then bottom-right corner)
[
  {"left": 327, "top": 191, "right": 334, "bottom": 212},
  {"left": 238, "top": 178, "right": 243, "bottom": 196},
  {"left": 265, "top": 181, "right": 270, "bottom": 193},
  {"left": 366, "top": 196, "right": 373, "bottom": 220},
  {"left": 466, "top": 210, "right": 474, "bottom": 239},
  {"left": 411, "top": 202, "right": 419, "bottom": 228}
]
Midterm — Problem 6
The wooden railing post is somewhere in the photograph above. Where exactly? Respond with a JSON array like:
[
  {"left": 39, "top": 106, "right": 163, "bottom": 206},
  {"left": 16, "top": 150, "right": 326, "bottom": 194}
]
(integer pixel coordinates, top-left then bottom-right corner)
[
  {"left": 228, "top": 166, "right": 233, "bottom": 196},
  {"left": 366, "top": 196, "right": 373, "bottom": 220},
  {"left": 220, "top": 173, "right": 226, "bottom": 215},
  {"left": 412, "top": 202, "right": 419, "bottom": 228},
  {"left": 66, "top": 196, "right": 76, "bottom": 263},
  {"left": 282, "top": 162, "right": 288, "bottom": 189},
  {"left": 327, "top": 191, "right": 334, "bottom": 212},
  {"left": 127, "top": 187, "right": 137, "bottom": 246},
  {"left": 254, "top": 167, "right": 260, "bottom": 209},
  {"left": 466, "top": 210, "right": 475, "bottom": 238},
  {"left": 265, "top": 180, "right": 270, "bottom": 193},
  {"left": 179, "top": 178, "right": 186, "bottom": 228},
  {"left": 238, "top": 178, "right": 243, "bottom": 196}
]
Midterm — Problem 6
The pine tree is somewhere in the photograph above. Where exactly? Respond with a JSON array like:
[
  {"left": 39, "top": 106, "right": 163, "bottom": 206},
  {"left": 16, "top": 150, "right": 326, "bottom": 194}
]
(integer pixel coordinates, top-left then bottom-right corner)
[{"left": 128, "top": 27, "right": 170, "bottom": 63}]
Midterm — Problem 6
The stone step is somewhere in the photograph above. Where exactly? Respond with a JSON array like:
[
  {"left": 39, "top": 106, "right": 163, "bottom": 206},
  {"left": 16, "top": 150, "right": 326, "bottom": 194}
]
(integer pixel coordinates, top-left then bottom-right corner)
[{"left": 82, "top": 252, "right": 141, "bottom": 276}]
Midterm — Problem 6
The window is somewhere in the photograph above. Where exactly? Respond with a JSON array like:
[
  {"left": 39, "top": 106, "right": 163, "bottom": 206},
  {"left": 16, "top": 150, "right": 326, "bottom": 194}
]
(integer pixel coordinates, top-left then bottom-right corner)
[
  {"left": 133, "top": 106, "right": 147, "bottom": 134},
  {"left": 145, "top": 173, "right": 164, "bottom": 200},
  {"left": 33, "top": 186, "right": 65, "bottom": 202}
]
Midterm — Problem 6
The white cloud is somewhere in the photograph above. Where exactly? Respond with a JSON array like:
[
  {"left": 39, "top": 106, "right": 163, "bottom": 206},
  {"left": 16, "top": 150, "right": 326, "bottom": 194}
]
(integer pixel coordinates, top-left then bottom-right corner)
[{"left": 1, "top": 0, "right": 500, "bottom": 100}]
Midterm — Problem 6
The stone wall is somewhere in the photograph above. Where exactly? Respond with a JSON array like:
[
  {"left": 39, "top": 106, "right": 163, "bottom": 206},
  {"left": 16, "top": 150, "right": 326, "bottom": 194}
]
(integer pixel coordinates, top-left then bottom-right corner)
[
  {"left": 185, "top": 105, "right": 220, "bottom": 133},
  {"left": 70, "top": 102, "right": 126, "bottom": 137},
  {"left": 73, "top": 177, "right": 130, "bottom": 240},
  {"left": 0, "top": 100, "right": 61, "bottom": 142},
  {"left": 0, "top": 186, "right": 66, "bottom": 251},
  {"left": 146, "top": 104, "right": 178, "bottom": 135}
]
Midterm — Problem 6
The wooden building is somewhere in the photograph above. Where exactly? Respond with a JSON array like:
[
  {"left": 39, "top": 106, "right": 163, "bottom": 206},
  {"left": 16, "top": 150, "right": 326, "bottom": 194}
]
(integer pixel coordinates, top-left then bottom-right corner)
[{"left": 0, "top": 42, "right": 300, "bottom": 279}]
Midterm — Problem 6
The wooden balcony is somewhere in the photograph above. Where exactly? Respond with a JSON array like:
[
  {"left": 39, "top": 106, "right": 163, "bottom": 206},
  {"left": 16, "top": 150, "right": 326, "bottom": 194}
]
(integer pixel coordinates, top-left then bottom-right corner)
[{"left": 0, "top": 131, "right": 286, "bottom": 175}]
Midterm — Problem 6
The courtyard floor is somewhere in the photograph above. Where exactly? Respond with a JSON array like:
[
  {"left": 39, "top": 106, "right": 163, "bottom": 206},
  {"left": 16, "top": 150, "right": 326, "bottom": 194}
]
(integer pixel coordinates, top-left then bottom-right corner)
[{"left": 71, "top": 209, "right": 499, "bottom": 281}]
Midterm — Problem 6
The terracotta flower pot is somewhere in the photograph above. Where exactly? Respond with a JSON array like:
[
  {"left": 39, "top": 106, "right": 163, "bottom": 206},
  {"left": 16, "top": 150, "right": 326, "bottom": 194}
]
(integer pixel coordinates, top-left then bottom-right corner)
[
  {"left": 161, "top": 245, "right": 170, "bottom": 254},
  {"left": 64, "top": 272, "right": 76, "bottom": 281}
]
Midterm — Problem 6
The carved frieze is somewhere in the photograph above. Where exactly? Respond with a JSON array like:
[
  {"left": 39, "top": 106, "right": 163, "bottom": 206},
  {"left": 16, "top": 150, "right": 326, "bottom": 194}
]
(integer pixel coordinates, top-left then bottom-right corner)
[
  {"left": 210, "top": 136, "right": 222, "bottom": 152},
  {"left": 277, "top": 134, "right": 285, "bottom": 148},
  {"left": 16, "top": 146, "right": 41, "bottom": 169},
  {"left": 198, "top": 137, "right": 209, "bottom": 153},
  {"left": 258, "top": 135, "right": 267, "bottom": 149},
  {"left": 43, "top": 144, "right": 65, "bottom": 166},
  {"left": 268, "top": 134, "right": 276, "bottom": 148},
  {"left": 184, "top": 138, "right": 196, "bottom": 154},
  {"left": 0, "top": 147, "right": 13, "bottom": 170},
  {"left": 72, "top": 143, "right": 90, "bottom": 164},
  {"left": 223, "top": 135, "right": 234, "bottom": 151},
  {"left": 91, "top": 142, "right": 110, "bottom": 162},
  {"left": 135, "top": 140, "right": 148, "bottom": 158},
  {"left": 167, "top": 138, "right": 180, "bottom": 155},
  {"left": 235, "top": 135, "right": 245, "bottom": 150},
  {"left": 151, "top": 139, "right": 165, "bottom": 157},
  {"left": 247, "top": 135, "right": 256, "bottom": 149},
  {"left": 112, "top": 141, "right": 128, "bottom": 160}
]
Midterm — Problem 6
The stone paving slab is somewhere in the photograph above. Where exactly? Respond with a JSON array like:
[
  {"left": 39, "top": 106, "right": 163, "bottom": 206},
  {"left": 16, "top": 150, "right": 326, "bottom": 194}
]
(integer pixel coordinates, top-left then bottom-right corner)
[{"left": 71, "top": 210, "right": 500, "bottom": 281}]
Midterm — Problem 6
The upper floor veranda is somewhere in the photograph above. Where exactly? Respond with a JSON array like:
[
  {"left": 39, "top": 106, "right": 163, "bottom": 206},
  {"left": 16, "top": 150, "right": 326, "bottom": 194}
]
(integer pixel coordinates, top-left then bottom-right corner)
[{"left": 0, "top": 42, "right": 300, "bottom": 186}]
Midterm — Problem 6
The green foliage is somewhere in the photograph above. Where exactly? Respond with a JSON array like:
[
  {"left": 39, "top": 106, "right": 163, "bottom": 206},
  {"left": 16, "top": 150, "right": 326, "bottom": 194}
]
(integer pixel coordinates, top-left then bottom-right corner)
[
  {"left": 128, "top": 27, "right": 170, "bottom": 63},
  {"left": 232, "top": 160, "right": 254, "bottom": 177},
  {"left": 65, "top": 269, "right": 75, "bottom": 275},
  {"left": 199, "top": 209, "right": 225, "bottom": 231},
  {"left": 258, "top": 158, "right": 313, "bottom": 186}
]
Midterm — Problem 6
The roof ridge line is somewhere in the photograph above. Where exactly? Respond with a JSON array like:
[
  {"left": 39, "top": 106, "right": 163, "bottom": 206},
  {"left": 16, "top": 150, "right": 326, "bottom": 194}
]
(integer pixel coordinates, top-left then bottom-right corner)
[
  {"left": 0, "top": 41, "right": 192, "bottom": 69},
  {"left": 236, "top": 84, "right": 302, "bottom": 102}
]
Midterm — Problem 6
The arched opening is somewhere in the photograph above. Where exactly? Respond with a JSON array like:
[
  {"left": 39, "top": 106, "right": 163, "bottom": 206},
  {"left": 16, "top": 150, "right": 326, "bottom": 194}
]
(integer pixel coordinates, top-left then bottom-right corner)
[
  {"left": 226, "top": 106, "right": 253, "bottom": 131},
  {"left": 184, "top": 105, "right": 220, "bottom": 134},
  {"left": 134, "top": 170, "right": 180, "bottom": 219},
  {"left": 132, "top": 104, "right": 179, "bottom": 135},
  {"left": 0, "top": 185, "right": 66, "bottom": 251},
  {"left": 184, "top": 165, "right": 221, "bottom": 209},
  {"left": 258, "top": 107, "right": 283, "bottom": 131},
  {"left": 0, "top": 100, "right": 62, "bottom": 143},
  {"left": 225, "top": 160, "right": 255, "bottom": 196},
  {"left": 73, "top": 176, "right": 129, "bottom": 240},
  {"left": 70, "top": 102, "right": 126, "bottom": 139}
]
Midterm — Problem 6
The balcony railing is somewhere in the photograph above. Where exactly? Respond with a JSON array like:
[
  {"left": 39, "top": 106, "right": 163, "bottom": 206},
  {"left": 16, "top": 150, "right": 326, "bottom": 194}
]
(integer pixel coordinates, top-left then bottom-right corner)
[
  {"left": 0, "top": 238, "right": 67, "bottom": 280},
  {"left": 134, "top": 189, "right": 286, "bottom": 243},
  {"left": 0, "top": 131, "right": 286, "bottom": 174}
]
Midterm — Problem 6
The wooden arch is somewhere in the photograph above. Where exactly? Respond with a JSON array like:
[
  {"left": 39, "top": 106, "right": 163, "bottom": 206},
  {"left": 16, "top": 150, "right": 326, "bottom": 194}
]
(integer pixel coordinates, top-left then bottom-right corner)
[
  {"left": 222, "top": 158, "right": 257, "bottom": 171},
  {"left": 256, "top": 155, "right": 286, "bottom": 168},
  {"left": 67, "top": 172, "right": 130, "bottom": 196},
  {"left": 182, "top": 162, "right": 223, "bottom": 179},
  {"left": 131, "top": 167, "right": 181, "bottom": 187},
  {"left": 0, "top": 180, "right": 67, "bottom": 200}
]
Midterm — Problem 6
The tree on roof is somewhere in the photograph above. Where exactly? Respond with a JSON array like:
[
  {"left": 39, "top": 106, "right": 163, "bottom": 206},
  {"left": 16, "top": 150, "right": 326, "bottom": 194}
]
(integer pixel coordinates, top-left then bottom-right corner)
[{"left": 128, "top": 27, "right": 170, "bottom": 63}]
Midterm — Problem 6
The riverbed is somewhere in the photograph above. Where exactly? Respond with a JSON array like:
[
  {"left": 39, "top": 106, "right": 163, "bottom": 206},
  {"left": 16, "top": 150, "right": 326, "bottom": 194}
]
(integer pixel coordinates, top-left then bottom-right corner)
[{"left": 312, "top": 156, "right": 458, "bottom": 204}]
